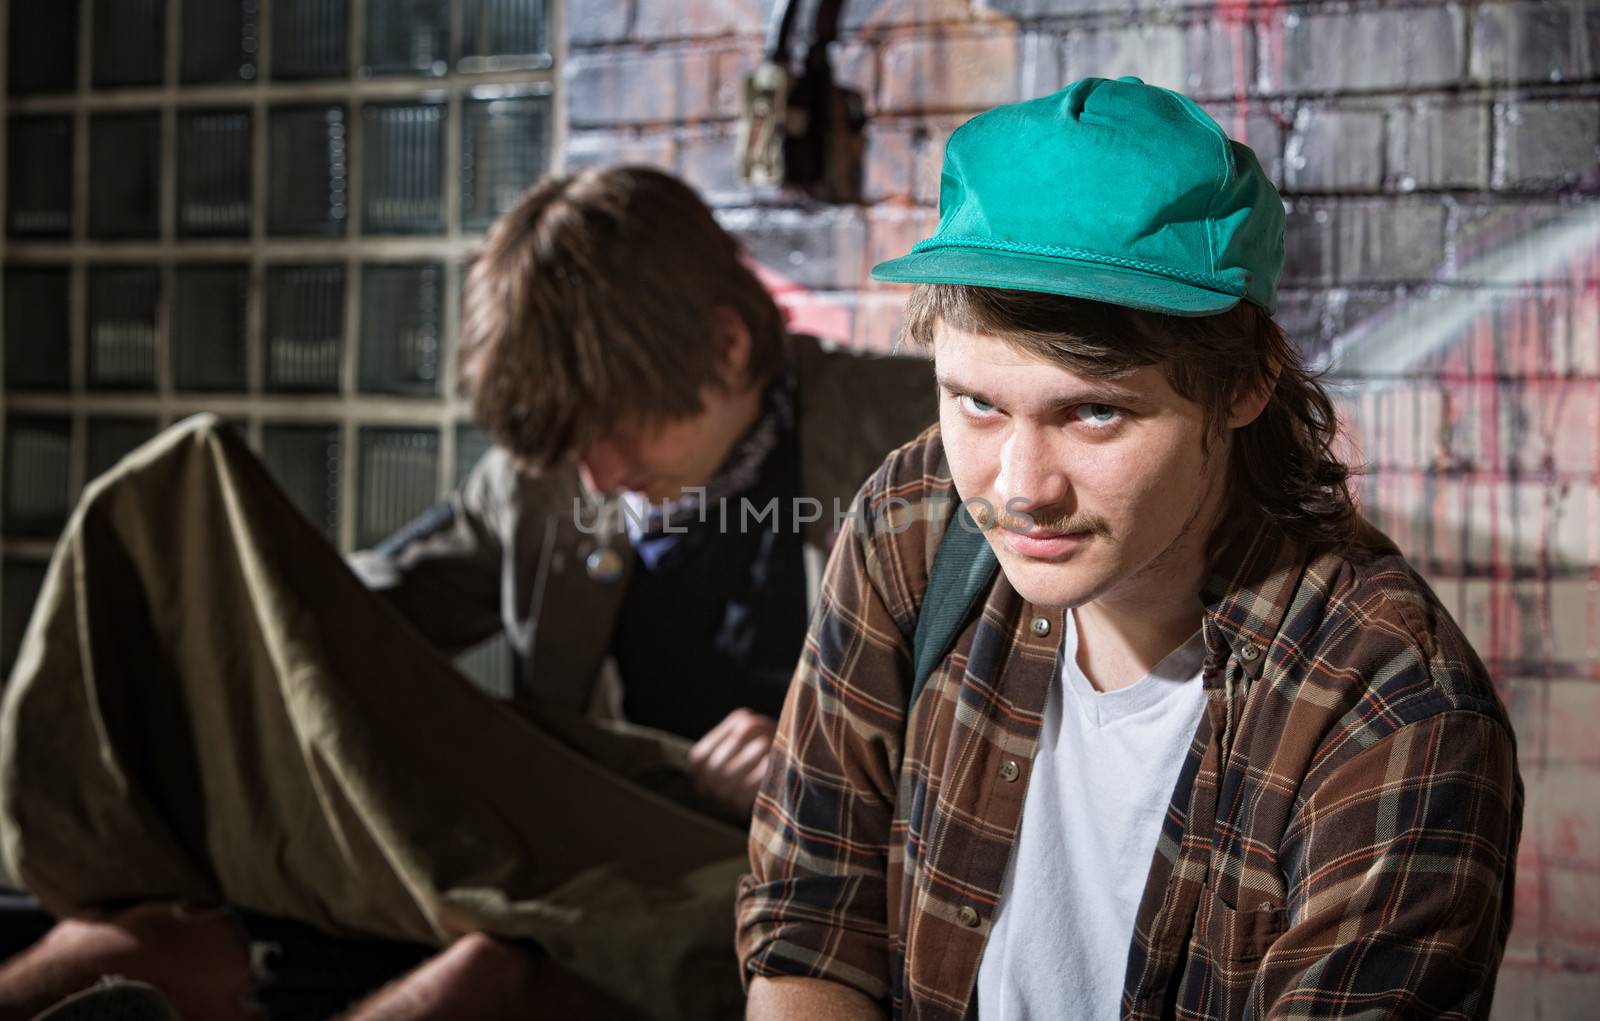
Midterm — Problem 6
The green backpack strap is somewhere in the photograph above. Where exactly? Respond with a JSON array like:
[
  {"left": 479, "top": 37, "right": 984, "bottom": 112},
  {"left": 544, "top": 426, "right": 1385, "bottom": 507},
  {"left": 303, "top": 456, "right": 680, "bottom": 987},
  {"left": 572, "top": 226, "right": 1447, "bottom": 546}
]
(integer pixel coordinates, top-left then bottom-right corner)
[{"left": 909, "top": 500, "right": 999, "bottom": 716}]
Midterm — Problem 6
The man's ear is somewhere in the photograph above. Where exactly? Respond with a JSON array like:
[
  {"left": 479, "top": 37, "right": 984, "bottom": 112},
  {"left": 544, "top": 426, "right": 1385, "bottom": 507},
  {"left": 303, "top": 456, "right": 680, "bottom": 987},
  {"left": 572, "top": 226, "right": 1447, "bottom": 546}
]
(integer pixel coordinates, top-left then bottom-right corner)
[
  {"left": 1226, "top": 356, "right": 1281, "bottom": 430},
  {"left": 708, "top": 305, "right": 754, "bottom": 389}
]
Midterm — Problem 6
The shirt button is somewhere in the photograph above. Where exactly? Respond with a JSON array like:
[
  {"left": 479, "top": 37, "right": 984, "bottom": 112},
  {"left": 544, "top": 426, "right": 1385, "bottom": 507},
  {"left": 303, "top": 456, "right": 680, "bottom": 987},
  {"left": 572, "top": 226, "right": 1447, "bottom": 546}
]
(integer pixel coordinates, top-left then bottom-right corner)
[
  {"left": 1030, "top": 616, "right": 1051, "bottom": 638},
  {"left": 957, "top": 905, "right": 980, "bottom": 928},
  {"left": 1239, "top": 642, "right": 1261, "bottom": 662},
  {"left": 999, "top": 760, "right": 1020, "bottom": 783}
]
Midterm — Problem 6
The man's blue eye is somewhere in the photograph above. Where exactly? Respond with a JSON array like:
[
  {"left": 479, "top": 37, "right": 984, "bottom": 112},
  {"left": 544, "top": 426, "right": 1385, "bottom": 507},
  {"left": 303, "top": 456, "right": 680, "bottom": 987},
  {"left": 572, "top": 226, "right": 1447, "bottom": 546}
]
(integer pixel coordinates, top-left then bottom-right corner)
[
  {"left": 1075, "top": 404, "right": 1121, "bottom": 425},
  {"left": 959, "top": 394, "right": 995, "bottom": 416}
]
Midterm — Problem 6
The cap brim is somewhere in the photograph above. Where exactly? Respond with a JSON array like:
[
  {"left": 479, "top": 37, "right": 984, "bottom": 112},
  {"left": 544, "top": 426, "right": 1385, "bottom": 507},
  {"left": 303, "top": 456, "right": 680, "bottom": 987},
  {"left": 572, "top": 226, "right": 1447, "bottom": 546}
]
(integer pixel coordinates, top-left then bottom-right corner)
[{"left": 871, "top": 246, "right": 1242, "bottom": 317}]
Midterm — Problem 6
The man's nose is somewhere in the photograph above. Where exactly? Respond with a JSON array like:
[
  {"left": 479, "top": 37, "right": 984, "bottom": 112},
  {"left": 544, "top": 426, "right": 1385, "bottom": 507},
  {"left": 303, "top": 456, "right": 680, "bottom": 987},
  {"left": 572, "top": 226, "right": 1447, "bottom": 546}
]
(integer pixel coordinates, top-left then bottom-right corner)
[
  {"left": 995, "top": 427, "right": 1069, "bottom": 517},
  {"left": 578, "top": 442, "right": 629, "bottom": 494}
]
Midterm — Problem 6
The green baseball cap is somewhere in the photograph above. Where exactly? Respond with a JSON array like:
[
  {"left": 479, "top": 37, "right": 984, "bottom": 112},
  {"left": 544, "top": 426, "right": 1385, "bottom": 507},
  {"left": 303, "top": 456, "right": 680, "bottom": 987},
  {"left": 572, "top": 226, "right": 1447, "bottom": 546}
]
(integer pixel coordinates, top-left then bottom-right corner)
[{"left": 871, "top": 76, "right": 1284, "bottom": 316}]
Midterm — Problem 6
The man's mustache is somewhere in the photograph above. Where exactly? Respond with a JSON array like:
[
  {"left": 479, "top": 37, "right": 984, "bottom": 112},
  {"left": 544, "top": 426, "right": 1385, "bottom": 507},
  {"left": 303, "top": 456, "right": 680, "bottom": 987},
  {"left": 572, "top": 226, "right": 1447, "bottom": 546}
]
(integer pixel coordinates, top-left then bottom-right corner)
[{"left": 971, "top": 499, "right": 1109, "bottom": 538}]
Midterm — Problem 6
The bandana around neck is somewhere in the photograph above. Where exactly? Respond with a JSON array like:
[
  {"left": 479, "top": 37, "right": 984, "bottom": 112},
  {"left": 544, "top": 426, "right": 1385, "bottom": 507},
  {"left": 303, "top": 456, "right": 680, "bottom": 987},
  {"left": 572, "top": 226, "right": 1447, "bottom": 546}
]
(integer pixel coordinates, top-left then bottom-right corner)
[{"left": 621, "top": 358, "right": 797, "bottom": 544}]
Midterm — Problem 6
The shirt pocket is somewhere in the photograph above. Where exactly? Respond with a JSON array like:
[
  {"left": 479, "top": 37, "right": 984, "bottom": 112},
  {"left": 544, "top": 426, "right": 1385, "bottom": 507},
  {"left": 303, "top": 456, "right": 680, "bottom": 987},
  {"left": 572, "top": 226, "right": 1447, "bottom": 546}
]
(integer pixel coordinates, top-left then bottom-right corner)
[{"left": 1194, "top": 885, "right": 1287, "bottom": 965}]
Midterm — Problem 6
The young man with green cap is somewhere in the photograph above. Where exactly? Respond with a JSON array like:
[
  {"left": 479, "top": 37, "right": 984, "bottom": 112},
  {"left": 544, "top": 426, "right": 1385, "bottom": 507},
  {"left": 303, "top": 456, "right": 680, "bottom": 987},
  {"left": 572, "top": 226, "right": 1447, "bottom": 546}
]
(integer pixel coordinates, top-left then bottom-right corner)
[{"left": 737, "top": 77, "right": 1522, "bottom": 1020}]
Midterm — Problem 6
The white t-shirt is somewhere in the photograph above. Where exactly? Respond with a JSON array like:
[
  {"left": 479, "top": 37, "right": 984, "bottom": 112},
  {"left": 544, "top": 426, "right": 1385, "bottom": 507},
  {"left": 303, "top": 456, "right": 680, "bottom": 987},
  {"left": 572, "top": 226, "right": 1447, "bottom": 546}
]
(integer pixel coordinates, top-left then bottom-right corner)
[{"left": 975, "top": 609, "right": 1207, "bottom": 1020}]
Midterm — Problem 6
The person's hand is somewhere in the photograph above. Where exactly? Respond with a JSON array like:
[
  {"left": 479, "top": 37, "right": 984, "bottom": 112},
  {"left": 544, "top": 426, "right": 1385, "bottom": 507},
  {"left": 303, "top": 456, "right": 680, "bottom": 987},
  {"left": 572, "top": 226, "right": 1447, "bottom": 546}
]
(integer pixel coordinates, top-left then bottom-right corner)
[{"left": 686, "top": 708, "right": 777, "bottom": 818}]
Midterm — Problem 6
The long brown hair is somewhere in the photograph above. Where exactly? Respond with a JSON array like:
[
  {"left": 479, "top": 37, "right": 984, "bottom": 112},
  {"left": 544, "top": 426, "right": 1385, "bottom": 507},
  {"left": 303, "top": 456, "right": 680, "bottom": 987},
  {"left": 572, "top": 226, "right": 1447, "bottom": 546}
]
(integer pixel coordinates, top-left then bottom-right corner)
[
  {"left": 904, "top": 284, "right": 1366, "bottom": 550},
  {"left": 458, "top": 166, "right": 786, "bottom": 470}
]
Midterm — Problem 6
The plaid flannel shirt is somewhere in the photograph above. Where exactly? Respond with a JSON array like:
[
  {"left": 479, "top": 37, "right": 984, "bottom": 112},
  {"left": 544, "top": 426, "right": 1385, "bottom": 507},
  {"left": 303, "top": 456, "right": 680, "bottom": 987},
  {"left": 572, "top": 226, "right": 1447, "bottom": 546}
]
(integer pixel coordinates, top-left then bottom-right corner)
[{"left": 737, "top": 425, "right": 1522, "bottom": 1020}]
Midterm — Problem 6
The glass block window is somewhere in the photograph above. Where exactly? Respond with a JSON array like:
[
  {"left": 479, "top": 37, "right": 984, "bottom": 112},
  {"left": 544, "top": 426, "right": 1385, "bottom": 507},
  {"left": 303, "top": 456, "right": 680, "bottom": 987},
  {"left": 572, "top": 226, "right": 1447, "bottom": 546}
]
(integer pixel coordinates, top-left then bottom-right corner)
[
  {"left": 7, "top": 117, "right": 73, "bottom": 239},
  {"left": 2, "top": 0, "right": 558, "bottom": 618},
  {"left": 182, "top": 0, "right": 260, "bottom": 84},
  {"left": 362, "top": 101, "right": 447, "bottom": 234},
  {"left": 360, "top": 263, "right": 442, "bottom": 396},
  {"left": 265, "top": 265, "right": 345, "bottom": 393},
  {"left": 460, "top": 0, "right": 550, "bottom": 72},
  {"left": 461, "top": 91, "right": 551, "bottom": 232},
  {"left": 271, "top": 0, "right": 350, "bottom": 81},
  {"left": 262, "top": 424, "right": 342, "bottom": 542},
  {"left": 268, "top": 104, "right": 350, "bottom": 236},
  {"left": 4, "top": 267, "right": 72, "bottom": 392},
  {"left": 2, "top": 558, "right": 50, "bottom": 677},
  {"left": 178, "top": 110, "right": 254, "bottom": 238},
  {"left": 3, "top": 417, "right": 73, "bottom": 540},
  {"left": 7, "top": 2, "right": 78, "bottom": 95},
  {"left": 364, "top": 0, "right": 450, "bottom": 77},
  {"left": 93, "top": 0, "right": 166, "bottom": 88},
  {"left": 356, "top": 427, "right": 440, "bottom": 549},
  {"left": 173, "top": 265, "right": 250, "bottom": 391},
  {"left": 86, "top": 418, "right": 160, "bottom": 480},
  {"left": 89, "top": 113, "right": 163, "bottom": 240},
  {"left": 87, "top": 267, "right": 161, "bottom": 390}
]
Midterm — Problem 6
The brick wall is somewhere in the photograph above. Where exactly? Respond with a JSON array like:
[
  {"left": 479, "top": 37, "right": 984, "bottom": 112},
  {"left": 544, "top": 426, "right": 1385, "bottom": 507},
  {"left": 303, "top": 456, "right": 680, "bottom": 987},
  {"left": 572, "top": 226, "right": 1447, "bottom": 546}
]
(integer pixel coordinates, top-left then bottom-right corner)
[{"left": 566, "top": 0, "right": 1600, "bottom": 1013}]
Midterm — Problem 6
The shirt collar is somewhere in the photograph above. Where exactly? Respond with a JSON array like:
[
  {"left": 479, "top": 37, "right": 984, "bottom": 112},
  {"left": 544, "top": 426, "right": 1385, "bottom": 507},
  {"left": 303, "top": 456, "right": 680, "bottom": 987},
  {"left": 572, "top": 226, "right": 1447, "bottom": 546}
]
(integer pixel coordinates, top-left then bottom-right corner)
[{"left": 1197, "top": 511, "right": 1312, "bottom": 684}]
